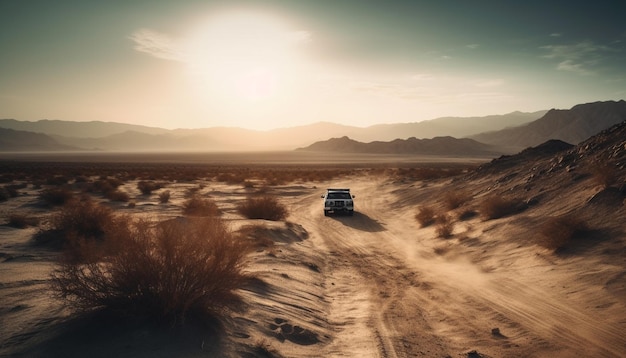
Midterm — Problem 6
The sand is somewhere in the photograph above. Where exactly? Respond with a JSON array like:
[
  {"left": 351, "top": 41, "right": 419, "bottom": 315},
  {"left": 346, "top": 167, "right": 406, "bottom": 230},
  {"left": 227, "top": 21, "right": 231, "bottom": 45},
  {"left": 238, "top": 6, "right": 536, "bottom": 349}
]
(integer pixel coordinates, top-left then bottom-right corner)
[{"left": 1, "top": 157, "right": 625, "bottom": 357}]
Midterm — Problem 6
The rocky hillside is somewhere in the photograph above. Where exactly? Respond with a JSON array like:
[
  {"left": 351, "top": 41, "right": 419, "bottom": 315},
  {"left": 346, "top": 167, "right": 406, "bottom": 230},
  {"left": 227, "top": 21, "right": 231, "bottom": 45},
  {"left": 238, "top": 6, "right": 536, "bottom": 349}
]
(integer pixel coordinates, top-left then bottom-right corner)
[
  {"left": 297, "top": 136, "right": 501, "bottom": 157},
  {"left": 470, "top": 100, "right": 626, "bottom": 153}
]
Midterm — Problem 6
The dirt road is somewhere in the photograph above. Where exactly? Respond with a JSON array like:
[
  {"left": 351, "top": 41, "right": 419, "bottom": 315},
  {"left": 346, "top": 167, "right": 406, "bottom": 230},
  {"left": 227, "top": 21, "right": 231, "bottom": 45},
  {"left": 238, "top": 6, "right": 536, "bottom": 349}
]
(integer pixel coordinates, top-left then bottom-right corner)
[{"left": 283, "top": 176, "right": 626, "bottom": 357}]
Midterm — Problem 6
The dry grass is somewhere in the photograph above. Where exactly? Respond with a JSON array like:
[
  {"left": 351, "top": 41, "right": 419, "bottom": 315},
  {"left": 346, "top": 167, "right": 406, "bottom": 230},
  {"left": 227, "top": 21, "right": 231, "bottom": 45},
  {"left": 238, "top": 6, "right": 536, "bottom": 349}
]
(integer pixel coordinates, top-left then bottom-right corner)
[
  {"left": 238, "top": 195, "right": 288, "bottom": 221},
  {"left": 443, "top": 190, "right": 471, "bottom": 210},
  {"left": 183, "top": 195, "right": 220, "bottom": 216},
  {"left": 104, "top": 189, "right": 130, "bottom": 202},
  {"left": 8, "top": 213, "right": 38, "bottom": 228},
  {"left": 137, "top": 180, "right": 165, "bottom": 195},
  {"left": 52, "top": 217, "right": 251, "bottom": 324},
  {"left": 435, "top": 213, "right": 454, "bottom": 238},
  {"left": 479, "top": 195, "right": 525, "bottom": 220},
  {"left": 40, "top": 186, "right": 75, "bottom": 206},
  {"left": 415, "top": 205, "right": 436, "bottom": 227},
  {"left": 158, "top": 190, "right": 171, "bottom": 203},
  {"left": 48, "top": 196, "right": 114, "bottom": 241},
  {"left": 539, "top": 214, "right": 589, "bottom": 251}
]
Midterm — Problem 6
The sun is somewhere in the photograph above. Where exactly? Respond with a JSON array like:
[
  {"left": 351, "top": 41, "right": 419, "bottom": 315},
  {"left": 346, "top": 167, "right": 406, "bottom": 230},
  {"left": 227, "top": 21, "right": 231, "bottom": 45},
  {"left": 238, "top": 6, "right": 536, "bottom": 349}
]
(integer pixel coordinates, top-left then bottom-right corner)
[{"left": 183, "top": 11, "right": 305, "bottom": 102}]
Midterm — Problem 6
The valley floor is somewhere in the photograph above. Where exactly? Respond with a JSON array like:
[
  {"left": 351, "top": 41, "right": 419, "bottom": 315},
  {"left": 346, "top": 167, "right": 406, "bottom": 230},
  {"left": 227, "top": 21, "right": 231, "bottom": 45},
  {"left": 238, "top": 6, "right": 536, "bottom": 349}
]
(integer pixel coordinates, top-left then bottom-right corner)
[{"left": 1, "top": 163, "right": 625, "bottom": 357}]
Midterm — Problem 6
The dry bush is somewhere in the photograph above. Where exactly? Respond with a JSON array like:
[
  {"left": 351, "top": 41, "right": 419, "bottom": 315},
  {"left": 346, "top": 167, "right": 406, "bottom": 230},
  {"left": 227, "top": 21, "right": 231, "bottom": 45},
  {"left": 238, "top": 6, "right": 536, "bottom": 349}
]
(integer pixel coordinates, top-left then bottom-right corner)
[
  {"left": 443, "top": 190, "right": 471, "bottom": 210},
  {"left": 479, "top": 195, "right": 525, "bottom": 220},
  {"left": 52, "top": 217, "right": 251, "bottom": 324},
  {"left": 40, "top": 186, "right": 75, "bottom": 206},
  {"left": 47, "top": 196, "right": 114, "bottom": 243},
  {"left": 435, "top": 213, "right": 454, "bottom": 238},
  {"left": 238, "top": 195, "right": 288, "bottom": 221},
  {"left": 8, "top": 213, "right": 38, "bottom": 228},
  {"left": 539, "top": 214, "right": 589, "bottom": 251},
  {"left": 183, "top": 195, "right": 220, "bottom": 216},
  {"left": 158, "top": 190, "right": 171, "bottom": 203},
  {"left": 253, "top": 339, "right": 279, "bottom": 357},
  {"left": 137, "top": 180, "right": 164, "bottom": 195},
  {"left": 104, "top": 189, "right": 130, "bottom": 202},
  {"left": 415, "top": 205, "right": 436, "bottom": 227}
]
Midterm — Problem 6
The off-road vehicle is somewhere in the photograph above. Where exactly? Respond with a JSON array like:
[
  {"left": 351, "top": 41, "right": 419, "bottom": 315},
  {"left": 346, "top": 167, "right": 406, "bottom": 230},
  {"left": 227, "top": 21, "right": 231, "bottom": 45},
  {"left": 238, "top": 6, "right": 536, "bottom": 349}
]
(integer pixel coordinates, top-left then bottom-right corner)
[{"left": 322, "top": 188, "right": 354, "bottom": 216}]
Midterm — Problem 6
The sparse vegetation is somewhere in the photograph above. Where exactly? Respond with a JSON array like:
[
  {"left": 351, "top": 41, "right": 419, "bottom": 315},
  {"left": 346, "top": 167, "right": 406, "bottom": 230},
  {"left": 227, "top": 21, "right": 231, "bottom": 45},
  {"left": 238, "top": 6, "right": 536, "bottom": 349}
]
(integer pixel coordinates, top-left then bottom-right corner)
[
  {"left": 253, "top": 338, "right": 279, "bottom": 358},
  {"left": 52, "top": 217, "right": 251, "bottom": 324},
  {"left": 158, "top": 190, "right": 171, "bottom": 203},
  {"left": 104, "top": 189, "right": 130, "bottom": 202},
  {"left": 183, "top": 195, "right": 220, "bottom": 216},
  {"left": 238, "top": 195, "right": 288, "bottom": 221},
  {"left": 443, "top": 190, "right": 471, "bottom": 210},
  {"left": 45, "top": 196, "right": 114, "bottom": 245},
  {"left": 137, "top": 180, "right": 165, "bottom": 195},
  {"left": 479, "top": 195, "right": 525, "bottom": 220},
  {"left": 415, "top": 205, "right": 436, "bottom": 227},
  {"left": 435, "top": 213, "right": 454, "bottom": 238},
  {"left": 539, "top": 214, "right": 589, "bottom": 251},
  {"left": 8, "top": 213, "right": 37, "bottom": 228},
  {"left": 40, "top": 186, "right": 75, "bottom": 206}
]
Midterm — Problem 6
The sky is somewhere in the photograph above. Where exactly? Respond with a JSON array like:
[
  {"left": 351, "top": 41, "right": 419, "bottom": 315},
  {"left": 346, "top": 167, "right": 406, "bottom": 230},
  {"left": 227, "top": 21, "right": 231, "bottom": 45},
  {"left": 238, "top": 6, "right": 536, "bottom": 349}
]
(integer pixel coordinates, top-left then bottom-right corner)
[{"left": 1, "top": 0, "right": 625, "bottom": 130}]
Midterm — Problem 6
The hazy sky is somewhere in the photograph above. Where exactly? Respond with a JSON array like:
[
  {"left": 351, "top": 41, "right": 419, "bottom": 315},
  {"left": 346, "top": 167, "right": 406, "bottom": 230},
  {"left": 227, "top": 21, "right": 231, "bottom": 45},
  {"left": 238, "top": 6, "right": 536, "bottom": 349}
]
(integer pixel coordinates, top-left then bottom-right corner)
[{"left": 1, "top": 1, "right": 625, "bottom": 130}]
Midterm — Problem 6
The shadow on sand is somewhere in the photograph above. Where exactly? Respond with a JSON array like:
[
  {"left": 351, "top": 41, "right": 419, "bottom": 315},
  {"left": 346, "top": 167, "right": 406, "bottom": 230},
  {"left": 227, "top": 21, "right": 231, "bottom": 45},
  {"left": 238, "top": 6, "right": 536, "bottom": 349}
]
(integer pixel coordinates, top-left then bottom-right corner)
[{"left": 328, "top": 211, "right": 386, "bottom": 232}]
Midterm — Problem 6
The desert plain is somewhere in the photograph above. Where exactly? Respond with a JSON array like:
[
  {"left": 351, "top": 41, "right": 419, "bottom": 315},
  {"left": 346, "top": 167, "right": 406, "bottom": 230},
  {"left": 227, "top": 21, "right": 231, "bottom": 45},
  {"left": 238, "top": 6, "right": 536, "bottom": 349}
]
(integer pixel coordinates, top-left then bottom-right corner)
[{"left": 0, "top": 141, "right": 625, "bottom": 358}]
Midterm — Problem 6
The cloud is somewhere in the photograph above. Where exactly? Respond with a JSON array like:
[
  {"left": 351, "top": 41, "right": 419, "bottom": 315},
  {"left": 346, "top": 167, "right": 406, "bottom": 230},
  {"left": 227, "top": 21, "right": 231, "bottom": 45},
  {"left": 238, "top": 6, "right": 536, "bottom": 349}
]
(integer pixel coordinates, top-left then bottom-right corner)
[
  {"left": 466, "top": 44, "right": 479, "bottom": 49},
  {"left": 541, "top": 40, "right": 612, "bottom": 75},
  {"left": 350, "top": 75, "right": 510, "bottom": 104},
  {"left": 129, "top": 27, "right": 311, "bottom": 64},
  {"left": 128, "top": 29, "right": 183, "bottom": 61},
  {"left": 549, "top": 33, "right": 562, "bottom": 37},
  {"left": 556, "top": 60, "right": 592, "bottom": 75}
]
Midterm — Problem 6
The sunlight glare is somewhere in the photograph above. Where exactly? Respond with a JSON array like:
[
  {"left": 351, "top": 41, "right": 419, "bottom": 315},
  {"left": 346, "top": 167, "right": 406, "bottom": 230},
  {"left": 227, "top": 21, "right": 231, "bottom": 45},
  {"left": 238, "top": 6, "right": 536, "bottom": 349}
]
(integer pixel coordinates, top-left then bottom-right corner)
[{"left": 184, "top": 11, "right": 305, "bottom": 102}]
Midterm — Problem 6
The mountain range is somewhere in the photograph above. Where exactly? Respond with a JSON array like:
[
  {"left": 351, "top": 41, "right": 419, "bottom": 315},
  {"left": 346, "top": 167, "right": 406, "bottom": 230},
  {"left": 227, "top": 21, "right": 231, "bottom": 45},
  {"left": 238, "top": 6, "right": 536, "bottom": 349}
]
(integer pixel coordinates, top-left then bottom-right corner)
[{"left": 0, "top": 100, "right": 624, "bottom": 155}]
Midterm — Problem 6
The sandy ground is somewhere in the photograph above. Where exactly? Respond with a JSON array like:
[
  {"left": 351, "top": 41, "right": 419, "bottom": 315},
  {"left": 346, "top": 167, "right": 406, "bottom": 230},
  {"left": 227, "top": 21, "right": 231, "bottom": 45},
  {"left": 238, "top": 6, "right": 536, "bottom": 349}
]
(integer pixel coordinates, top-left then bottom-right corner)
[{"left": 1, "top": 167, "right": 625, "bottom": 357}]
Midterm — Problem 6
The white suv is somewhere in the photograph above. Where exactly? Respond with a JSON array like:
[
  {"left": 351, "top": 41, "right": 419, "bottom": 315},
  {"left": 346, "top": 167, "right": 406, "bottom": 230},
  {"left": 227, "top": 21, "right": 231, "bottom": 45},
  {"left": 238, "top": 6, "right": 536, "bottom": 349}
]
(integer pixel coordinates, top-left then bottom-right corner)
[{"left": 322, "top": 188, "right": 355, "bottom": 216}]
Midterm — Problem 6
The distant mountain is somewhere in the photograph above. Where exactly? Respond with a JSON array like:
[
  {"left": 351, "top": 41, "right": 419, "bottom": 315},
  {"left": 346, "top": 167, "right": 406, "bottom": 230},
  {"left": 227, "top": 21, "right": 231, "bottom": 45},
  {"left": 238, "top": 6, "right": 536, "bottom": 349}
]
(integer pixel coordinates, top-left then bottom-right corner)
[
  {"left": 296, "top": 136, "right": 501, "bottom": 157},
  {"left": 0, "top": 119, "right": 169, "bottom": 138},
  {"left": 0, "top": 110, "right": 544, "bottom": 152},
  {"left": 362, "top": 111, "right": 546, "bottom": 142},
  {"left": 0, "top": 128, "right": 78, "bottom": 151},
  {"left": 470, "top": 100, "right": 626, "bottom": 153}
]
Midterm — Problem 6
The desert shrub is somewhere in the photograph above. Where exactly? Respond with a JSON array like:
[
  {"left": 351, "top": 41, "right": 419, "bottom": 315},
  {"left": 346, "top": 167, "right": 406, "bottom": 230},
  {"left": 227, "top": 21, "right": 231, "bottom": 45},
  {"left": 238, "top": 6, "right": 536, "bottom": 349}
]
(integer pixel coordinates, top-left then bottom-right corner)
[
  {"left": 51, "top": 217, "right": 251, "bottom": 324},
  {"left": 479, "top": 195, "right": 525, "bottom": 220},
  {"left": 158, "top": 190, "right": 171, "bottom": 203},
  {"left": 48, "top": 196, "right": 114, "bottom": 242},
  {"left": 183, "top": 195, "right": 220, "bottom": 216},
  {"left": 40, "top": 186, "right": 75, "bottom": 206},
  {"left": 415, "top": 205, "right": 436, "bottom": 227},
  {"left": 435, "top": 213, "right": 454, "bottom": 238},
  {"left": 253, "top": 339, "right": 278, "bottom": 357},
  {"left": 104, "top": 189, "right": 130, "bottom": 202},
  {"left": 243, "top": 180, "right": 255, "bottom": 189},
  {"left": 137, "top": 180, "right": 164, "bottom": 195},
  {"left": 8, "top": 213, "right": 38, "bottom": 228},
  {"left": 238, "top": 195, "right": 288, "bottom": 221},
  {"left": 539, "top": 214, "right": 589, "bottom": 251},
  {"left": 443, "top": 190, "right": 471, "bottom": 210}
]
